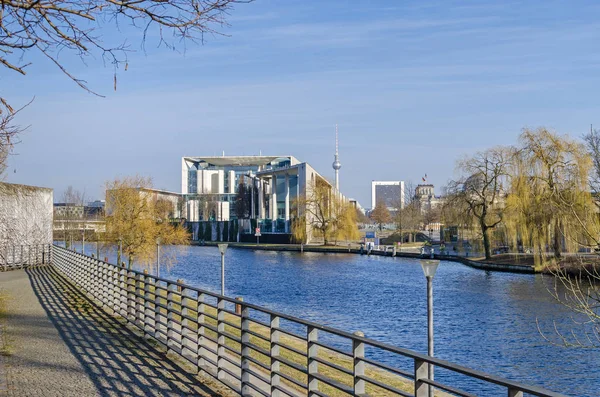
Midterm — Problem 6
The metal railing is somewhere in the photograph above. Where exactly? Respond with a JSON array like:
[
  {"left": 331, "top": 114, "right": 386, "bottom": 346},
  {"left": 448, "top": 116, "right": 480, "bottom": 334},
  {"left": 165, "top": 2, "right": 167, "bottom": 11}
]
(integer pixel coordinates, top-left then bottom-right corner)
[
  {"left": 0, "top": 244, "right": 51, "bottom": 270},
  {"left": 51, "top": 245, "right": 567, "bottom": 397}
]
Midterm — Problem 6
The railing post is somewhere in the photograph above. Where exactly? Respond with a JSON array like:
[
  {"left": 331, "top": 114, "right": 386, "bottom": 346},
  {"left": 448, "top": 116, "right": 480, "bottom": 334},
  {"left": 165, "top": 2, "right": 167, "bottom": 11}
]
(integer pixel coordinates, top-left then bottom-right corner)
[
  {"left": 217, "top": 298, "right": 225, "bottom": 381},
  {"left": 353, "top": 331, "right": 365, "bottom": 395},
  {"left": 144, "top": 274, "right": 155, "bottom": 339},
  {"left": 181, "top": 288, "right": 198, "bottom": 369},
  {"left": 197, "top": 293, "right": 206, "bottom": 369},
  {"left": 127, "top": 271, "right": 136, "bottom": 323},
  {"left": 241, "top": 303, "right": 250, "bottom": 395},
  {"left": 155, "top": 280, "right": 166, "bottom": 343},
  {"left": 270, "top": 314, "right": 281, "bottom": 397},
  {"left": 307, "top": 326, "right": 319, "bottom": 397},
  {"left": 119, "top": 268, "right": 127, "bottom": 316},
  {"left": 508, "top": 388, "right": 523, "bottom": 397},
  {"left": 414, "top": 358, "right": 429, "bottom": 397},
  {"left": 135, "top": 273, "right": 145, "bottom": 328},
  {"left": 167, "top": 282, "right": 181, "bottom": 353}
]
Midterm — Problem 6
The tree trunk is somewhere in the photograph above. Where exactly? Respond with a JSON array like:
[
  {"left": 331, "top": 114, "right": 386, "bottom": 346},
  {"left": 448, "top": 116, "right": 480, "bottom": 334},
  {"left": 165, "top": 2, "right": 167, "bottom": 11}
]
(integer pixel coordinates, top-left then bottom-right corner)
[
  {"left": 553, "top": 219, "right": 561, "bottom": 260},
  {"left": 481, "top": 222, "right": 492, "bottom": 260}
]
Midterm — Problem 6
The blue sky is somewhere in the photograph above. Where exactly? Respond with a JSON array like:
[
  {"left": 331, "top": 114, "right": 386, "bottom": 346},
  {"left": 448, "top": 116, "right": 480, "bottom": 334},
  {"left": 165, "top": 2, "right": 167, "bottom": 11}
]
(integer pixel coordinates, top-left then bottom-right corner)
[{"left": 3, "top": 0, "right": 600, "bottom": 206}]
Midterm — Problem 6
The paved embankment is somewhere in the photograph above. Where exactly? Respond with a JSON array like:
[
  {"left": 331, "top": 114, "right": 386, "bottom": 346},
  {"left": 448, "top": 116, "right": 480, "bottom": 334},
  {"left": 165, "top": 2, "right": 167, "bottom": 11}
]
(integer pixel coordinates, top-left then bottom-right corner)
[{"left": 0, "top": 266, "right": 232, "bottom": 396}]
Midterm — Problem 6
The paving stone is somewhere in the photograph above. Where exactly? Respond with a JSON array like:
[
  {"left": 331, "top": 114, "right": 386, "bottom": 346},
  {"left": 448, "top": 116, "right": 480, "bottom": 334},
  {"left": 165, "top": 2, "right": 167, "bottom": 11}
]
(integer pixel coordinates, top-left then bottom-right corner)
[{"left": 0, "top": 267, "right": 232, "bottom": 396}]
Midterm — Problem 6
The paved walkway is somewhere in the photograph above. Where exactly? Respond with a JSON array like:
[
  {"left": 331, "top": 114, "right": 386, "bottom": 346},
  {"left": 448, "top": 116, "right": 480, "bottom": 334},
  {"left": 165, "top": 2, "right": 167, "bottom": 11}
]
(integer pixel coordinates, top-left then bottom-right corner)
[{"left": 0, "top": 266, "right": 232, "bottom": 396}]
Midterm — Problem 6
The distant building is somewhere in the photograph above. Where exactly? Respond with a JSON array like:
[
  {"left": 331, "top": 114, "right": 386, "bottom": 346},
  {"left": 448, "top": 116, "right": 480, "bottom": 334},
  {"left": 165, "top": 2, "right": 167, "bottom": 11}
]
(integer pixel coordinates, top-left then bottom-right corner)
[
  {"left": 371, "top": 181, "right": 404, "bottom": 211},
  {"left": 181, "top": 155, "right": 348, "bottom": 240},
  {"left": 87, "top": 200, "right": 105, "bottom": 208},
  {"left": 415, "top": 184, "right": 443, "bottom": 213},
  {"left": 349, "top": 199, "right": 366, "bottom": 215}
]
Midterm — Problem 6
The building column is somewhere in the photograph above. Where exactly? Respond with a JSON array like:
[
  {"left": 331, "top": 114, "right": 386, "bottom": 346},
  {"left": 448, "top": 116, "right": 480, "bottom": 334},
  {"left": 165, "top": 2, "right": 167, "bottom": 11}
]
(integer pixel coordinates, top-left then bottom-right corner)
[
  {"left": 250, "top": 178, "right": 255, "bottom": 219},
  {"left": 258, "top": 178, "right": 265, "bottom": 219},
  {"left": 272, "top": 175, "right": 277, "bottom": 220},
  {"left": 285, "top": 174, "right": 290, "bottom": 233}
]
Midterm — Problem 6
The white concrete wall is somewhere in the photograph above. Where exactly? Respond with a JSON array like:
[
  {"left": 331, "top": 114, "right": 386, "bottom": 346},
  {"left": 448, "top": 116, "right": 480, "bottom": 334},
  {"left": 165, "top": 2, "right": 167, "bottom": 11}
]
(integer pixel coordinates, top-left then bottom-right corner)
[{"left": 0, "top": 182, "right": 53, "bottom": 247}]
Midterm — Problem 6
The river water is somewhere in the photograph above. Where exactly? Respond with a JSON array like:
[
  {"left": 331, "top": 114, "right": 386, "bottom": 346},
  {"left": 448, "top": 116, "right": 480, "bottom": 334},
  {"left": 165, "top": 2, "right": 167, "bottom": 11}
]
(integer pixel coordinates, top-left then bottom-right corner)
[{"left": 72, "top": 243, "right": 598, "bottom": 396}]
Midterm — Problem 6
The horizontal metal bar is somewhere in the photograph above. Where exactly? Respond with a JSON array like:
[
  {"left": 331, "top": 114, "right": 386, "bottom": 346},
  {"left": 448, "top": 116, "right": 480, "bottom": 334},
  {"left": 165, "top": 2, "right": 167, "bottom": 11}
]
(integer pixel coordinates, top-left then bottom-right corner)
[
  {"left": 247, "top": 317, "right": 271, "bottom": 329},
  {"left": 218, "top": 341, "right": 241, "bottom": 356},
  {"left": 243, "top": 367, "right": 270, "bottom": 385},
  {"left": 243, "top": 328, "right": 270, "bottom": 343},
  {"left": 312, "top": 341, "right": 352, "bottom": 358},
  {"left": 220, "top": 319, "right": 241, "bottom": 330},
  {"left": 272, "top": 370, "right": 308, "bottom": 390},
  {"left": 218, "top": 365, "right": 241, "bottom": 381},
  {"left": 218, "top": 352, "right": 242, "bottom": 369},
  {"left": 273, "top": 326, "right": 307, "bottom": 342},
  {"left": 310, "top": 372, "right": 353, "bottom": 395},
  {"left": 313, "top": 356, "right": 352, "bottom": 376},
  {"left": 357, "top": 374, "right": 412, "bottom": 397},
  {"left": 273, "top": 354, "right": 307, "bottom": 375},
  {"left": 244, "top": 354, "right": 270, "bottom": 371},
  {"left": 272, "top": 383, "right": 305, "bottom": 397},
  {"left": 275, "top": 341, "right": 307, "bottom": 358},
  {"left": 361, "top": 356, "right": 414, "bottom": 379},
  {"left": 245, "top": 341, "right": 270, "bottom": 358},
  {"left": 243, "top": 378, "right": 270, "bottom": 397},
  {"left": 419, "top": 378, "right": 477, "bottom": 397}
]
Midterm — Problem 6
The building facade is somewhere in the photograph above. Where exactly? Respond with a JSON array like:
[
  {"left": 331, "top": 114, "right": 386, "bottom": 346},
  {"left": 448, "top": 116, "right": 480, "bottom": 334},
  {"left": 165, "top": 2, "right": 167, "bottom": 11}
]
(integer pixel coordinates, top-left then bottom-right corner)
[
  {"left": 371, "top": 181, "right": 404, "bottom": 211},
  {"left": 182, "top": 155, "right": 345, "bottom": 239},
  {"left": 415, "top": 184, "right": 443, "bottom": 213}
]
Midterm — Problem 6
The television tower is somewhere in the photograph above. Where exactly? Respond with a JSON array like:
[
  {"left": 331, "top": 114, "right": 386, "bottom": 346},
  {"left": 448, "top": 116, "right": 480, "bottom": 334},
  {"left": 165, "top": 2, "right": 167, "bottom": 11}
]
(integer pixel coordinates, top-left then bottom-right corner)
[{"left": 332, "top": 124, "right": 341, "bottom": 191}]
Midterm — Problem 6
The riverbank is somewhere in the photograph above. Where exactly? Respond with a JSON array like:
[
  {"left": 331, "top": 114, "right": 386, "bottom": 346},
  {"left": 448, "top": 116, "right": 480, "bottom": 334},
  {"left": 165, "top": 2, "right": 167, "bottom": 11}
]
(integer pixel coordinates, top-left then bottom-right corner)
[{"left": 191, "top": 241, "right": 537, "bottom": 274}]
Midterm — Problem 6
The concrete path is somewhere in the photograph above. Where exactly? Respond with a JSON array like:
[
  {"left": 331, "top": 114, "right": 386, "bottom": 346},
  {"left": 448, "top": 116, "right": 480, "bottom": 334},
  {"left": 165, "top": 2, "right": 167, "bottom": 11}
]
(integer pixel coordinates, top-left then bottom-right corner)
[{"left": 0, "top": 266, "right": 232, "bottom": 396}]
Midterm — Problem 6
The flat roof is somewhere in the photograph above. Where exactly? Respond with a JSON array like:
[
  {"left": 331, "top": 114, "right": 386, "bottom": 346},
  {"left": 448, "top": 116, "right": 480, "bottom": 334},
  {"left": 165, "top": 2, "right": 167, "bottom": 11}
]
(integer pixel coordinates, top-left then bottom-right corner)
[{"left": 183, "top": 156, "right": 298, "bottom": 167}]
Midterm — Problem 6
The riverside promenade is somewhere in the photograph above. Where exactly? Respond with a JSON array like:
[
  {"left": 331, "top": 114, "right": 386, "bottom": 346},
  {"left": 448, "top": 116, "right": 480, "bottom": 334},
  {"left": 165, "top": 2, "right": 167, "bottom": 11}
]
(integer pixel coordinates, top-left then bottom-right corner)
[{"left": 0, "top": 266, "right": 230, "bottom": 396}]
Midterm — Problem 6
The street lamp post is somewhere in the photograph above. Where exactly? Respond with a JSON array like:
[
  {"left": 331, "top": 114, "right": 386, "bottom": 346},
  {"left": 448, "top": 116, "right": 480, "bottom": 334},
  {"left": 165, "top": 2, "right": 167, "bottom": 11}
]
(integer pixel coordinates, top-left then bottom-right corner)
[
  {"left": 218, "top": 244, "right": 228, "bottom": 296},
  {"left": 420, "top": 259, "right": 440, "bottom": 397},
  {"left": 118, "top": 237, "right": 123, "bottom": 266},
  {"left": 156, "top": 237, "right": 161, "bottom": 278}
]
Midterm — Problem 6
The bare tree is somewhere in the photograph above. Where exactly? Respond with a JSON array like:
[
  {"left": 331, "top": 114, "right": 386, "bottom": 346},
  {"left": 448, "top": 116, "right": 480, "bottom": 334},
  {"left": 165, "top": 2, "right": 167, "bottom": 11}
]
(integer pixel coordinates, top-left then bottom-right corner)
[
  {"left": 447, "top": 147, "right": 510, "bottom": 259},
  {"left": 538, "top": 262, "right": 600, "bottom": 348},
  {"left": 55, "top": 186, "right": 86, "bottom": 249},
  {"left": 394, "top": 181, "right": 422, "bottom": 242},
  {"left": 0, "top": 0, "right": 251, "bottom": 175},
  {"left": 583, "top": 128, "right": 600, "bottom": 208}
]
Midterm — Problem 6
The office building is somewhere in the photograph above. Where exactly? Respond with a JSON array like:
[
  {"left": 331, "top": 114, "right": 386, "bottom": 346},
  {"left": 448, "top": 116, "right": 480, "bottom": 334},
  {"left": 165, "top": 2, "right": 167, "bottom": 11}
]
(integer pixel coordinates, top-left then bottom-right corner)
[{"left": 371, "top": 181, "right": 404, "bottom": 211}]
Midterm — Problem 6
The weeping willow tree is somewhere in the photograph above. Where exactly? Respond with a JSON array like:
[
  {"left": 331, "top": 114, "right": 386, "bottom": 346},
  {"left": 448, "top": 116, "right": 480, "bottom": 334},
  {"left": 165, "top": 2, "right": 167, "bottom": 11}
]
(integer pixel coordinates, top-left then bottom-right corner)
[{"left": 505, "top": 128, "right": 599, "bottom": 269}]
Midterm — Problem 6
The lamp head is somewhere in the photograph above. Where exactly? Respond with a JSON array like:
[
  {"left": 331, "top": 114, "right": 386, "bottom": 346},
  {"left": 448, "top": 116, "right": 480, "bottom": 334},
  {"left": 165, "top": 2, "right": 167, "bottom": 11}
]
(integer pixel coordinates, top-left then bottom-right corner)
[
  {"left": 156, "top": 237, "right": 161, "bottom": 245},
  {"left": 218, "top": 243, "right": 228, "bottom": 254},
  {"left": 420, "top": 260, "right": 440, "bottom": 279}
]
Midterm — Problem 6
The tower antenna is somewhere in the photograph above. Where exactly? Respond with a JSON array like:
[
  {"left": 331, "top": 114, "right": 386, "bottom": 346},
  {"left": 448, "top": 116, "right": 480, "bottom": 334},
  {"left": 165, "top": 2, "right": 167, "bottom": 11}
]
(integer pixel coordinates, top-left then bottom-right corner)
[{"left": 332, "top": 124, "right": 341, "bottom": 191}]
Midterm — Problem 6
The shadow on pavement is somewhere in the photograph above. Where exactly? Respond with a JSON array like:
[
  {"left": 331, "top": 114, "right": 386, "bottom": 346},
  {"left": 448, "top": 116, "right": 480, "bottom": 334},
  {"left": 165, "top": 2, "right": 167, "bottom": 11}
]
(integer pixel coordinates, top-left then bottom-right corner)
[{"left": 25, "top": 265, "right": 224, "bottom": 396}]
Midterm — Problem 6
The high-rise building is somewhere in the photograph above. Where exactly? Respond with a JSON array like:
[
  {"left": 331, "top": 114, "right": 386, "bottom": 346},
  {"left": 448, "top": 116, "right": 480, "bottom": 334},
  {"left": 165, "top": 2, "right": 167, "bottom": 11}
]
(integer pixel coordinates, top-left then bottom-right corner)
[{"left": 371, "top": 181, "right": 404, "bottom": 211}]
